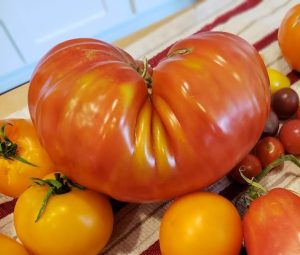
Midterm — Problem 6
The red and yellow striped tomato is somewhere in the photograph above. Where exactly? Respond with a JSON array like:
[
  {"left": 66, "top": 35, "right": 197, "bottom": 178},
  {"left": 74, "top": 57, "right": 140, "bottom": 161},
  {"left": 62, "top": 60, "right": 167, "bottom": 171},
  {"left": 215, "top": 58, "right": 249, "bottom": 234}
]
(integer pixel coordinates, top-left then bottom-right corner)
[{"left": 28, "top": 32, "right": 270, "bottom": 202}]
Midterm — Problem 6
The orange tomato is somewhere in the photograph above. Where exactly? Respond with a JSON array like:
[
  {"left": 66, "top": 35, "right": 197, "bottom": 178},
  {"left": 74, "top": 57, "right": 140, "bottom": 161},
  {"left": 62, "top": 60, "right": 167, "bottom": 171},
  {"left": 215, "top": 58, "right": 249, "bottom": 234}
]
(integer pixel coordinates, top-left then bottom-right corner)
[
  {"left": 159, "top": 192, "right": 243, "bottom": 255},
  {"left": 14, "top": 172, "right": 114, "bottom": 255},
  {"left": 0, "top": 233, "right": 30, "bottom": 255},
  {"left": 278, "top": 4, "right": 300, "bottom": 72},
  {"left": 0, "top": 119, "right": 56, "bottom": 197}
]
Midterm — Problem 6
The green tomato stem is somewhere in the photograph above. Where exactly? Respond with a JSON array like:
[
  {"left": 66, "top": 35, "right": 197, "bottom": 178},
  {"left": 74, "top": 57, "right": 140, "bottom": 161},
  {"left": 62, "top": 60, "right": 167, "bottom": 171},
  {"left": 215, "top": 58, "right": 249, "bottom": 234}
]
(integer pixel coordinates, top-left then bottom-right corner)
[
  {"left": 244, "top": 154, "right": 300, "bottom": 203},
  {"left": 32, "top": 173, "right": 86, "bottom": 222},
  {"left": 0, "top": 123, "right": 37, "bottom": 167}
]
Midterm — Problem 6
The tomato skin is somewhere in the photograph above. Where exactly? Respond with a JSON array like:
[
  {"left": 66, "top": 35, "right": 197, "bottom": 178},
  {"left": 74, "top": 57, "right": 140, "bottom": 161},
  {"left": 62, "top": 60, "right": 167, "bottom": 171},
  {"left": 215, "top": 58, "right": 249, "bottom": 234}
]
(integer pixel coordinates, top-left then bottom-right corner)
[
  {"left": 14, "top": 174, "right": 114, "bottom": 255},
  {"left": 0, "top": 233, "right": 30, "bottom": 255},
  {"left": 262, "top": 110, "right": 279, "bottom": 137},
  {"left": 243, "top": 188, "right": 300, "bottom": 255},
  {"left": 28, "top": 32, "right": 270, "bottom": 202},
  {"left": 296, "top": 105, "right": 300, "bottom": 119},
  {"left": 0, "top": 119, "right": 56, "bottom": 198},
  {"left": 267, "top": 68, "right": 290, "bottom": 95},
  {"left": 159, "top": 192, "right": 243, "bottom": 255},
  {"left": 271, "top": 87, "right": 299, "bottom": 120},
  {"left": 229, "top": 154, "right": 262, "bottom": 184},
  {"left": 255, "top": 136, "right": 284, "bottom": 168},
  {"left": 278, "top": 4, "right": 300, "bottom": 72},
  {"left": 279, "top": 119, "right": 300, "bottom": 155}
]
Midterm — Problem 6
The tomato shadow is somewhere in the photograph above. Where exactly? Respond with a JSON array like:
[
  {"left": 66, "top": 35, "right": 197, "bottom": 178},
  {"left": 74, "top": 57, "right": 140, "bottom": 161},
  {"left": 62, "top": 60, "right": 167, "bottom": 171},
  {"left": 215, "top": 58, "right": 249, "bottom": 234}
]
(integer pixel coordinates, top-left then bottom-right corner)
[{"left": 102, "top": 199, "right": 169, "bottom": 255}]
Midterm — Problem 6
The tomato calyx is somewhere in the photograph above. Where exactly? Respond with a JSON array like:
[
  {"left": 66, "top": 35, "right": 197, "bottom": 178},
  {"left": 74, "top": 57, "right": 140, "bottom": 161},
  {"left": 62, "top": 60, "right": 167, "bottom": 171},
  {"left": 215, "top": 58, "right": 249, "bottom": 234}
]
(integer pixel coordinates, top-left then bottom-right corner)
[
  {"left": 242, "top": 154, "right": 300, "bottom": 205},
  {"left": 32, "top": 172, "right": 85, "bottom": 222},
  {"left": 0, "top": 123, "right": 37, "bottom": 167}
]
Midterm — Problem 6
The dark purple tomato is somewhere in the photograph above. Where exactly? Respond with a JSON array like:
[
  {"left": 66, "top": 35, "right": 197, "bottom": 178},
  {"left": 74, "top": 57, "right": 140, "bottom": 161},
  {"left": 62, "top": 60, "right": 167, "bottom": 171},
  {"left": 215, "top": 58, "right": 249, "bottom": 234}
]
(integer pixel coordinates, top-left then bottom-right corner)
[
  {"left": 279, "top": 119, "right": 300, "bottom": 155},
  {"left": 262, "top": 111, "right": 279, "bottom": 137},
  {"left": 271, "top": 87, "right": 299, "bottom": 120}
]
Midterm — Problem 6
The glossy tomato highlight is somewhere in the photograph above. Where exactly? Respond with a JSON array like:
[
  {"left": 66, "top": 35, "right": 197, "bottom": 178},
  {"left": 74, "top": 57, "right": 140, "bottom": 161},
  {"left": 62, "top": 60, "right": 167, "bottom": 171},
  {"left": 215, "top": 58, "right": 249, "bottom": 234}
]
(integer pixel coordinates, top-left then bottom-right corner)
[{"left": 28, "top": 32, "right": 270, "bottom": 202}]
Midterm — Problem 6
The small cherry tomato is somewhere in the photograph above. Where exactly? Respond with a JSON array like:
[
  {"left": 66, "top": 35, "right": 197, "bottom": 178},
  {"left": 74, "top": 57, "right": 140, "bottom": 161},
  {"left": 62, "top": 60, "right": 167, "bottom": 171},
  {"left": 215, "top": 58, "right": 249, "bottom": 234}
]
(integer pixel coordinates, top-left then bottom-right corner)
[
  {"left": 0, "top": 119, "right": 56, "bottom": 198},
  {"left": 159, "top": 192, "right": 243, "bottom": 255},
  {"left": 255, "top": 137, "right": 285, "bottom": 168},
  {"left": 279, "top": 119, "right": 300, "bottom": 155},
  {"left": 271, "top": 87, "right": 299, "bottom": 120},
  {"left": 14, "top": 173, "right": 114, "bottom": 255},
  {"left": 267, "top": 68, "right": 290, "bottom": 95},
  {"left": 278, "top": 4, "right": 300, "bottom": 72},
  {"left": 0, "top": 233, "right": 30, "bottom": 255},
  {"left": 229, "top": 154, "right": 262, "bottom": 184},
  {"left": 262, "top": 110, "right": 280, "bottom": 137}
]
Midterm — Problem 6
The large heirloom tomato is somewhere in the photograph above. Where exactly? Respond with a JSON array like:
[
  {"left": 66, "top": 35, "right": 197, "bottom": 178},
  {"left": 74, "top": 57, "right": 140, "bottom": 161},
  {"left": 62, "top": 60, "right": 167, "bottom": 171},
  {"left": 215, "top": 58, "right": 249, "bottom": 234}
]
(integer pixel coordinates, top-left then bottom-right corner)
[
  {"left": 0, "top": 119, "right": 56, "bottom": 197},
  {"left": 28, "top": 32, "right": 270, "bottom": 202},
  {"left": 243, "top": 188, "right": 300, "bottom": 255}
]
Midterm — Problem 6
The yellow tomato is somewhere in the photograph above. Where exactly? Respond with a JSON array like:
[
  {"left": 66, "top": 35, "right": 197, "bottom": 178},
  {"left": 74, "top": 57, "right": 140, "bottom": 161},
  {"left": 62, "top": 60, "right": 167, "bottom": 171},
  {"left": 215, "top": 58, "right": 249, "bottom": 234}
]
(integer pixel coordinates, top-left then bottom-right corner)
[
  {"left": 0, "top": 233, "right": 30, "bottom": 255},
  {"left": 267, "top": 68, "right": 290, "bottom": 95},
  {"left": 159, "top": 192, "right": 243, "bottom": 255},
  {"left": 14, "top": 173, "right": 114, "bottom": 255},
  {"left": 0, "top": 119, "right": 56, "bottom": 198}
]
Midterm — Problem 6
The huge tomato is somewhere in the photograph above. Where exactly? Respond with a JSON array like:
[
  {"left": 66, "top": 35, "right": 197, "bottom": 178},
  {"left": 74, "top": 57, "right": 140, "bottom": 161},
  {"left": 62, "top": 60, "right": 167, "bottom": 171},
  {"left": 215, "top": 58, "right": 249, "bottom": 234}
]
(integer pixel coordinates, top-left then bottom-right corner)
[
  {"left": 14, "top": 173, "right": 113, "bottom": 255},
  {"left": 0, "top": 118, "right": 56, "bottom": 198},
  {"left": 243, "top": 188, "right": 300, "bottom": 255},
  {"left": 28, "top": 32, "right": 270, "bottom": 202},
  {"left": 278, "top": 4, "right": 300, "bottom": 72},
  {"left": 159, "top": 192, "right": 243, "bottom": 255}
]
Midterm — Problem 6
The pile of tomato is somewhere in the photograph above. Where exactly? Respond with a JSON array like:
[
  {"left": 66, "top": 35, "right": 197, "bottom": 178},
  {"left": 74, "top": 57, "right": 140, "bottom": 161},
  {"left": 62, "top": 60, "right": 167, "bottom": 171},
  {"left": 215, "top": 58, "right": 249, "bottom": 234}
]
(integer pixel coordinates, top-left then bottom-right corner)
[
  {"left": 229, "top": 68, "right": 300, "bottom": 184},
  {"left": 1, "top": 3, "right": 300, "bottom": 255},
  {"left": 159, "top": 67, "right": 300, "bottom": 255}
]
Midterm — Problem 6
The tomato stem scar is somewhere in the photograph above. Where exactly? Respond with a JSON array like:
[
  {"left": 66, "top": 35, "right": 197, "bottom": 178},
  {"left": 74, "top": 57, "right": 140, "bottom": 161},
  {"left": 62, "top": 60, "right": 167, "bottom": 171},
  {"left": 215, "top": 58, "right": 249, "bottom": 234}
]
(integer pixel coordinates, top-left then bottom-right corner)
[{"left": 167, "top": 47, "right": 192, "bottom": 58}]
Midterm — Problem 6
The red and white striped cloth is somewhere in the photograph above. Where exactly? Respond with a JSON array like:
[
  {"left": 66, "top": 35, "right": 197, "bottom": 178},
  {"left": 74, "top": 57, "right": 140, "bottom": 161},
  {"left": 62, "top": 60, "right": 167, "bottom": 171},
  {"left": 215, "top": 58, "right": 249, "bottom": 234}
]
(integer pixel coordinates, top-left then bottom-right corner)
[{"left": 1, "top": 0, "right": 300, "bottom": 254}]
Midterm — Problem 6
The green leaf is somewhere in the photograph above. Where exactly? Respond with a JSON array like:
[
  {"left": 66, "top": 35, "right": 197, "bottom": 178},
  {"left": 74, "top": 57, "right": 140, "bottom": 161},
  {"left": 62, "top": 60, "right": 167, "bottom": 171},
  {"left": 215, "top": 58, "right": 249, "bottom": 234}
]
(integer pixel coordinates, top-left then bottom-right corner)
[
  {"left": 35, "top": 186, "right": 54, "bottom": 222},
  {"left": 15, "top": 155, "right": 38, "bottom": 167}
]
